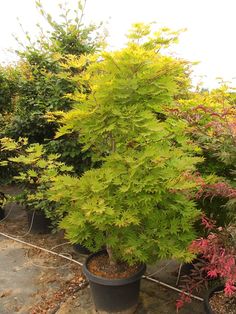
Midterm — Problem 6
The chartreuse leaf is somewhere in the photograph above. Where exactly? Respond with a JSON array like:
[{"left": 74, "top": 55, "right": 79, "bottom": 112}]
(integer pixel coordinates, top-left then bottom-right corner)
[{"left": 28, "top": 170, "right": 38, "bottom": 177}]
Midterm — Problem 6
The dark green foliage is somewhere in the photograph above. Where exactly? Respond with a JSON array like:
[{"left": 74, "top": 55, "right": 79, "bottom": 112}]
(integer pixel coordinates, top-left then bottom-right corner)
[
  {"left": 3, "top": 1, "right": 106, "bottom": 176},
  {"left": 45, "top": 134, "right": 92, "bottom": 175},
  {"left": 36, "top": 0, "right": 105, "bottom": 55},
  {"left": 0, "top": 66, "right": 19, "bottom": 114},
  {"left": 6, "top": 50, "right": 75, "bottom": 143},
  {"left": 0, "top": 65, "right": 19, "bottom": 142}
]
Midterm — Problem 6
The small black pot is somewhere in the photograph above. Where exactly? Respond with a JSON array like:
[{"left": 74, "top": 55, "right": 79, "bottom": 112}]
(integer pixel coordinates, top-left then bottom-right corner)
[
  {"left": 27, "top": 210, "right": 51, "bottom": 234},
  {"left": 73, "top": 243, "right": 91, "bottom": 255},
  {"left": 83, "top": 250, "right": 146, "bottom": 313},
  {"left": 0, "top": 207, "right": 5, "bottom": 220},
  {"left": 180, "top": 255, "right": 205, "bottom": 277},
  {"left": 0, "top": 191, "right": 6, "bottom": 220},
  {"left": 204, "top": 285, "right": 224, "bottom": 314}
]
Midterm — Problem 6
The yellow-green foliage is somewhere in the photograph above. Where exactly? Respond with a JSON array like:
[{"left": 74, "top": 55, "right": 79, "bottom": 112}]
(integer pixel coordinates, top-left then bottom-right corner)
[{"left": 0, "top": 137, "right": 73, "bottom": 223}]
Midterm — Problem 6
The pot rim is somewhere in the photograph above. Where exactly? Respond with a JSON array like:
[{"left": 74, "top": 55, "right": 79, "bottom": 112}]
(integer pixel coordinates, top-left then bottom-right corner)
[{"left": 83, "top": 250, "right": 146, "bottom": 286}]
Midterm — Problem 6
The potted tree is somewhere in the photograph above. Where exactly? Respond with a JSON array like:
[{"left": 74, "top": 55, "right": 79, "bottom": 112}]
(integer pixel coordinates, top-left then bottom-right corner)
[{"left": 49, "top": 24, "right": 204, "bottom": 313}]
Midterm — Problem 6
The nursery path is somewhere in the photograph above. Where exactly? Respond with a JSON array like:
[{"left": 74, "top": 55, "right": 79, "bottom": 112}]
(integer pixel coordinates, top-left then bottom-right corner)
[{"left": 0, "top": 185, "right": 205, "bottom": 313}]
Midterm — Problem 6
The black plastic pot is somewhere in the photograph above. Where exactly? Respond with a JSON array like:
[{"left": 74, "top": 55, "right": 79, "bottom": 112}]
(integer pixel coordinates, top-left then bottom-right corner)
[
  {"left": 0, "top": 191, "right": 6, "bottom": 220},
  {"left": 83, "top": 251, "right": 146, "bottom": 313},
  {"left": 180, "top": 255, "right": 205, "bottom": 277},
  {"left": 27, "top": 210, "right": 51, "bottom": 234},
  {"left": 204, "top": 285, "right": 224, "bottom": 314},
  {"left": 73, "top": 243, "right": 91, "bottom": 255},
  {"left": 0, "top": 207, "right": 5, "bottom": 220}
]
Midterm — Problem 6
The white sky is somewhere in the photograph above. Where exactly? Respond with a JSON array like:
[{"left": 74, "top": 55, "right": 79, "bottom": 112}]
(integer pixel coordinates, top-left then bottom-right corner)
[{"left": 0, "top": 0, "right": 236, "bottom": 88}]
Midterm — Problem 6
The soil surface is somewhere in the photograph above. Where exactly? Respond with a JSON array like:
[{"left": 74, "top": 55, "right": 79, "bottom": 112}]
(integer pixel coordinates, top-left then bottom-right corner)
[
  {"left": 209, "top": 291, "right": 236, "bottom": 314},
  {"left": 0, "top": 185, "right": 206, "bottom": 313},
  {"left": 87, "top": 253, "right": 140, "bottom": 279}
]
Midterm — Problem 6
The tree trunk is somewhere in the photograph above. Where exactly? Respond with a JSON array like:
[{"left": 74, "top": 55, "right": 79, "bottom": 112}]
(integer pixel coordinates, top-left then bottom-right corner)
[{"left": 106, "top": 245, "right": 117, "bottom": 266}]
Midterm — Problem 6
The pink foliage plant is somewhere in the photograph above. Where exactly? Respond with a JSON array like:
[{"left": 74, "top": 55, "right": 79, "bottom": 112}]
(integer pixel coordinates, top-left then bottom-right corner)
[{"left": 176, "top": 215, "right": 236, "bottom": 311}]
